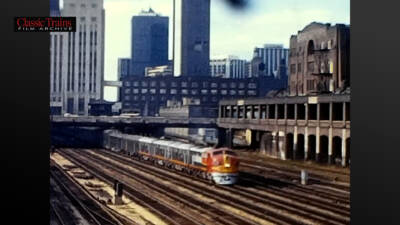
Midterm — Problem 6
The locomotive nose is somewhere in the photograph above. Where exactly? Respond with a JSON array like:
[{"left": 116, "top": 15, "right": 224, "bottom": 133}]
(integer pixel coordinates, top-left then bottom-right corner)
[{"left": 224, "top": 155, "right": 231, "bottom": 167}]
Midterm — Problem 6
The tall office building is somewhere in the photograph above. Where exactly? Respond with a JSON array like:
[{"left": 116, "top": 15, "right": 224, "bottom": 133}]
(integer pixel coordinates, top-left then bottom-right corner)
[
  {"left": 252, "top": 44, "right": 289, "bottom": 78},
  {"left": 131, "top": 8, "right": 169, "bottom": 76},
  {"left": 173, "top": 0, "right": 210, "bottom": 77},
  {"left": 210, "top": 56, "right": 247, "bottom": 79},
  {"left": 50, "top": 0, "right": 105, "bottom": 115},
  {"left": 50, "top": 0, "right": 60, "bottom": 16}
]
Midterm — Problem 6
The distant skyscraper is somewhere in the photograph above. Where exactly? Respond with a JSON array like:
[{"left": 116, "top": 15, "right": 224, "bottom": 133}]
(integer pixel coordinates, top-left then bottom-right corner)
[
  {"left": 131, "top": 8, "right": 169, "bottom": 76},
  {"left": 118, "top": 58, "right": 131, "bottom": 80},
  {"left": 50, "top": 0, "right": 105, "bottom": 115},
  {"left": 210, "top": 56, "right": 247, "bottom": 79},
  {"left": 173, "top": 0, "right": 210, "bottom": 77},
  {"left": 253, "top": 44, "right": 289, "bottom": 78},
  {"left": 50, "top": 0, "right": 60, "bottom": 16}
]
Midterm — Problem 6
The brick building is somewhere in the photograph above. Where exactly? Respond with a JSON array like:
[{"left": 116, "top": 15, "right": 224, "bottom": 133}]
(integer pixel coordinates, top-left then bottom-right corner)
[{"left": 288, "top": 22, "right": 350, "bottom": 96}]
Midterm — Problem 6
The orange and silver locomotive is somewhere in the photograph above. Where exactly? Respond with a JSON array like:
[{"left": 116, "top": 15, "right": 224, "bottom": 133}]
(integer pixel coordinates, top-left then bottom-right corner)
[{"left": 103, "top": 130, "right": 239, "bottom": 185}]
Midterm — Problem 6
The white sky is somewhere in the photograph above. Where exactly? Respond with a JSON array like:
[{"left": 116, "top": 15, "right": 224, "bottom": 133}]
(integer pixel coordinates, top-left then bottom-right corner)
[{"left": 61, "top": 0, "right": 350, "bottom": 101}]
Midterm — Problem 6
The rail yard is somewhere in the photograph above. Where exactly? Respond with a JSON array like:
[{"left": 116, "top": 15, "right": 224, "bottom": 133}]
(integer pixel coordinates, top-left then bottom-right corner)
[{"left": 50, "top": 145, "right": 350, "bottom": 225}]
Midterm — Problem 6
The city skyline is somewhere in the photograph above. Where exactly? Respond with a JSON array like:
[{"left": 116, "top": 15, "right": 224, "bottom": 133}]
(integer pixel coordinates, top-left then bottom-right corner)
[{"left": 61, "top": 0, "right": 350, "bottom": 101}]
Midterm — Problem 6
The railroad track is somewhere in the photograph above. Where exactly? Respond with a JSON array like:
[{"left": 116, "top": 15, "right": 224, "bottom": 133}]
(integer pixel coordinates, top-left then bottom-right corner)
[
  {"left": 98, "top": 148, "right": 350, "bottom": 225},
  {"left": 69, "top": 148, "right": 350, "bottom": 225},
  {"left": 56, "top": 149, "right": 253, "bottom": 225},
  {"left": 50, "top": 160, "right": 130, "bottom": 225},
  {"left": 240, "top": 159, "right": 350, "bottom": 190}
]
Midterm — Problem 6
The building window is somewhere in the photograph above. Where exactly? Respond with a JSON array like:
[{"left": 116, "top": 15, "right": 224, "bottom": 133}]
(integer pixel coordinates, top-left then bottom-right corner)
[
  {"left": 133, "top": 81, "right": 139, "bottom": 87},
  {"left": 211, "top": 89, "right": 217, "bottom": 95},
  {"left": 212, "top": 97, "right": 218, "bottom": 102},
  {"left": 211, "top": 82, "right": 218, "bottom": 88},
  {"left": 297, "top": 63, "right": 302, "bottom": 73},
  {"left": 124, "top": 102, "right": 131, "bottom": 107},
  {"left": 248, "top": 83, "right": 256, "bottom": 89},
  {"left": 191, "top": 82, "right": 198, "bottom": 88},
  {"left": 230, "top": 90, "right": 236, "bottom": 95},
  {"left": 125, "top": 81, "right": 131, "bottom": 87},
  {"left": 91, "top": 17, "right": 97, "bottom": 22},
  {"left": 230, "top": 82, "right": 236, "bottom": 88},
  {"left": 141, "top": 81, "right": 148, "bottom": 87},
  {"left": 160, "top": 81, "right": 166, "bottom": 87},
  {"left": 221, "top": 90, "right": 227, "bottom": 95},
  {"left": 170, "top": 89, "right": 177, "bottom": 94},
  {"left": 191, "top": 90, "right": 198, "bottom": 95},
  {"left": 202, "top": 97, "right": 208, "bottom": 102},
  {"left": 291, "top": 64, "right": 296, "bottom": 74},
  {"left": 160, "top": 89, "right": 166, "bottom": 94},
  {"left": 151, "top": 81, "right": 157, "bottom": 87},
  {"left": 124, "top": 88, "right": 131, "bottom": 94},
  {"left": 171, "top": 82, "right": 177, "bottom": 87},
  {"left": 150, "top": 96, "right": 156, "bottom": 101},
  {"left": 125, "top": 96, "right": 130, "bottom": 101},
  {"left": 80, "top": 4, "right": 86, "bottom": 8},
  {"left": 133, "top": 89, "right": 139, "bottom": 94},
  {"left": 328, "top": 40, "right": 333, "bottom": 49},
  {"left": 150, "top": 89, "right": 156, "bottom": 94},
  {"left": 248, "top": 90, "right": 257, "bottom": 95},
  {"left": 141, "top": 96, "right": 146, "bottom": 101},
  {"left": 239, "top": 90, "right": 245, "bottom": 95},
  {"left": 181, "top": 82, "right": 187, "bottom": 87},
  {"left": 203, "top": 82, "right": 208, "bottom": 88},
  {"left": 201, "top": 89, "right": 208, "bottom": 94},
  {"left": 91, "top": 4, "right": 97, "bottom": 8},
  {"left": 239, "top": 83, "right": 245, "bottom": 89},
  {"left": 181, "top": 89, "right": 188, "bottom": 95},
  {"left": 307, "top": 62, "right": 314, "bottom": 73},
  {"left": 221, "top": 83, "right": 227, "bottom": 88},
  {"left": 141, "top": 89, "right": 148, "bottom": 94},
  {"left": 80, "top": 17, "right": 85, "bottom": 22},
  {"left": 134, "top": 96, "right": 139, "bottom": 101}
]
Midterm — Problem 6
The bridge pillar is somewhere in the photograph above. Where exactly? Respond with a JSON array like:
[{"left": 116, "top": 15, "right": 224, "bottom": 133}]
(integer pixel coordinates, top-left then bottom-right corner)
[
  {"left": 293, "top": 126, "right": 298, "bottom": 160},
  {"left": 315, "top": 127, "right": 321, "bottom": 163},
  {"left": 328, "top": 128, "right": 333, "bottom": 164},
  {"left": 341, "top": 129, "right": 347, "bottom": 167}
]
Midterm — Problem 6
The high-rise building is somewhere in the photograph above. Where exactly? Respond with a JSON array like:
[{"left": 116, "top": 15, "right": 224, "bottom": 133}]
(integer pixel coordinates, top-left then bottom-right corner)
[
  {"left": 118, "top": 58, "right": 131, "bottom": 80},
  {"left": 131, "top": 8, "right": 169, "bottom": 76},
  {"left": 210, "top": 56, "right": 247, "bottom": 79},
  {"left": 50, "top": 0, "right": 105, "bottom": 115},
  {"left": 50, "top": 0, "right": 60, "bottom": 16},
  {"left": 252, "top": 44, "right": 289, "bottom": 78},
  {"left": 173, "top": 0, "right": 210, "bottom": 77}
]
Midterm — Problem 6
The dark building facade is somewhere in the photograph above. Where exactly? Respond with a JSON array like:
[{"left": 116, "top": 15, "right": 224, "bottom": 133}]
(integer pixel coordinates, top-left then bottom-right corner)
[
  {"left": 173, "top": 0, "right": 210, "bottom": 77},
  {"left": 288, "top": 22, "right": 350, "bottom": 96},
  {"left": 120, "top": 76, "right": 287, "bottom": 116},
  {"left": 88, "top": 99, "right": 114, "bottom": 116},
  {"left": 118, "top": 58, "right": 131, "bottom": 79},
  {"left": 131, "top": 8, "right": 169, "bottom": 76},
  {"left": 50, "top": 0, "right": 60, "bottom": 16}
]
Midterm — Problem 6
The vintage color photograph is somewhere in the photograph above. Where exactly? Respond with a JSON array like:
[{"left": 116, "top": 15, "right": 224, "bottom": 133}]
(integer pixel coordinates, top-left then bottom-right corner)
[{"left": 49, "top": 0, "right": 350, "bottom": 224}]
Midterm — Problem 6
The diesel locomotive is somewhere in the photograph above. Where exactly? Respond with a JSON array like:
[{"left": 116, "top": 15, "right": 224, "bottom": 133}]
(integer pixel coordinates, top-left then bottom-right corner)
[{"left": 103, "top": 130, "right": 239, "bottom": 185}]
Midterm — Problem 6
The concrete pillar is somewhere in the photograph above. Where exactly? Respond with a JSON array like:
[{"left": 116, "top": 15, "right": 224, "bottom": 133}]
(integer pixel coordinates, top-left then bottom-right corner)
[
  {"left": 278, "top": 131, "right": 285, "bottom": 160},
  {"left": 343, "top": 102, "right": 346, "bottom": 122},
  {"left": 294, "top": 104, "right": 298, "bottom": 122},
  {"left": 316, "top": 127, "right": 320, "bottom": 162},
  {"left": 293, "top": 126, "right": 298, "bottom": 159},
  {"left": 271, "top": 132, "right": 279, "bottom": 158},
  {"left": 329, "top": 102, "right": 333, "bottom": 123},
  {"left": 328, "top": 128, "right": 333, "bottom": 164},
  {"left": 274, "top": 104, "right": 278, "bottom": 124},
  {"left": 317, "top": 103, "right": 320, "bottom": 122},
  {"left": 304, "top": 127, "right": 308, "bottom": 160},
  {"left": 258, "top": 104, "right": 262, "bottom": 120},
  {"left": 266, "top": 105, "right": 270, "bottom": 120},
  {"left": 342, "top": 129, "right": 347, "bottom": 167}
]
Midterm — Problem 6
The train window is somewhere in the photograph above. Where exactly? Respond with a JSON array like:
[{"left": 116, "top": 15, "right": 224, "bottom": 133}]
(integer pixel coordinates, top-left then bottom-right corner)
[
  {"left": 213, "top": 151, "right": 223, "bottom": 156},
  {"left": 225, "top": 150, "right": 237, "bottom": 156}
]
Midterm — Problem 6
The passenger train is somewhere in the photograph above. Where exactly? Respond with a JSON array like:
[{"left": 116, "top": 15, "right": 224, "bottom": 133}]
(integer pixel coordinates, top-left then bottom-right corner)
[{"left": 103, "top": 130, "right": 239, "bottom": 185}]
